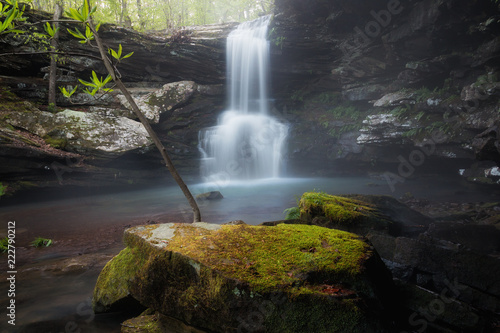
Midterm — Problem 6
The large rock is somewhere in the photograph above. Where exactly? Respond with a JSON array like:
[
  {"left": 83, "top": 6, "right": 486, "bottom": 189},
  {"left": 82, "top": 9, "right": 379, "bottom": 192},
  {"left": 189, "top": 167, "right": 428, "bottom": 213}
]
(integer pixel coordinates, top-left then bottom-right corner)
[
  {"left": 93, "top": 222, "right": 395, "bottom": 332},
  {"left": 473, "top": 126, "right": 500, "bottom": 165},
  {"left": 117, "top": 81, "right": 198, "bottom": 123},
  {"left": 297, "top": 192, "right": 432, "bottom": 237},
  {"left": 5, "top": 109, "right": 152, "bottom": 155}
]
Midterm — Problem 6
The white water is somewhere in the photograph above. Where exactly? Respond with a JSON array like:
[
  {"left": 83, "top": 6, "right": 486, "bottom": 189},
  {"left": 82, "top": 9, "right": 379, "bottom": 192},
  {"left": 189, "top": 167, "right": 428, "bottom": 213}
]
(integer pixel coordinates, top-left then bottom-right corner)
[{"left": 199, "top": 16, "right": 288, "bottom": 182}]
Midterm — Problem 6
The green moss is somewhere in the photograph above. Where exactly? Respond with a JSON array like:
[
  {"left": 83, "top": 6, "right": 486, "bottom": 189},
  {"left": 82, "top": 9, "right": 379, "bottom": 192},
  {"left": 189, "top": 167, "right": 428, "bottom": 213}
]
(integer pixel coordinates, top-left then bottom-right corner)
[
  {"left": 166, "top": 223, "right": 370, "bottom": 294},
  {"left": 92, "top": 247, "right": 150, "bottom": 311},
  {"left": 300, "top": 192, "right": 379, "bottom": 224},
  {"left": 121, "top": 314, "right": 164, "bottom": 333},
  {"left": 0, "top": 182, "right": 7, "bottom": 197},
  {"left": 43, "top": 135, "right": 67, "bottom": 149}
]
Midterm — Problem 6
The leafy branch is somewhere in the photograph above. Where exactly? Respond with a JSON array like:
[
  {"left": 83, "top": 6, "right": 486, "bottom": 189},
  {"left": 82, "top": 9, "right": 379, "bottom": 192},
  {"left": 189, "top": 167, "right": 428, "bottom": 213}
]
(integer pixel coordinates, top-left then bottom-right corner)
[
  {"left": 0, "top": 0, "right": 26, "bottom": 35},
  {"left": 108, "top": 44, "right": 134, "bottom": 63},
  {"left": 78, "top": 70, "right": 113, "bottom": 96}
]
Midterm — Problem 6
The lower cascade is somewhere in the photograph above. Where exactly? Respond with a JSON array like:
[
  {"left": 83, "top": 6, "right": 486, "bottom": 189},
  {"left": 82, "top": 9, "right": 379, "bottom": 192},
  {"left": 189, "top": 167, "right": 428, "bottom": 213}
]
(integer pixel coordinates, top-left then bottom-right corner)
[{"left": 198, "top": 15, "right": 288, "bottom": 183}]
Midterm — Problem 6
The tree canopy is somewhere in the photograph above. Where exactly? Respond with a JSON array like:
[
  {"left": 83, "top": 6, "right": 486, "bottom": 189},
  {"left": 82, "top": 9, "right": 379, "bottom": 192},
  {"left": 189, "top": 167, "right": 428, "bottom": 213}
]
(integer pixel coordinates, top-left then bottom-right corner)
[{"left": 31, "top": 0, "right": 274, "bottom": 31}]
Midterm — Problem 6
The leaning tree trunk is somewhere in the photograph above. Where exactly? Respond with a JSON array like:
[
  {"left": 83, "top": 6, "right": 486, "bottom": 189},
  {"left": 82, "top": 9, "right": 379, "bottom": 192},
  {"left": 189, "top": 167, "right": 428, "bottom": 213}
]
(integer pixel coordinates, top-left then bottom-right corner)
[
  {"left": 48, "top": 3, "right": 62, "bottom": 108},
  {"left": 86, "top": 15, "right": 201, "bottom": 223}
]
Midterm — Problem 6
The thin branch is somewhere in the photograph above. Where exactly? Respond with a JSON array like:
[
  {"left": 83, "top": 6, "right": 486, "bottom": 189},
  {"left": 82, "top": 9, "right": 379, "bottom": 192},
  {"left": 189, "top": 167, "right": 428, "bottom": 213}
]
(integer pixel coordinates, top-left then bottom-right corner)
[{"left": 0, "top": 50, "right": 103, "bottom": 61}]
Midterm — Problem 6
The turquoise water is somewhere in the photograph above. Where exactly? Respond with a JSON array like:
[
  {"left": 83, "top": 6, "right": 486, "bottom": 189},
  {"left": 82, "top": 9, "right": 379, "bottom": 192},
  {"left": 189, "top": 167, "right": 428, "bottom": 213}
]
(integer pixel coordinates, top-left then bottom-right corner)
[{"left": 0, "top": 175, "right": 497, "bottom": 332}]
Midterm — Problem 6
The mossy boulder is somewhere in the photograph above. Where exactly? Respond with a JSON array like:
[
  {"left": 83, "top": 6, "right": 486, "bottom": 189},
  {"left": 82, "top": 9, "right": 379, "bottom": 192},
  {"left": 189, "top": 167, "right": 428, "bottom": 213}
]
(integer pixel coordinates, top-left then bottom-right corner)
[
  {"left": 93, "top": 222, "right": 395, "bottom": 333},
  {"left": 298, "top": 192, "right": 431, "bottom": 237}
]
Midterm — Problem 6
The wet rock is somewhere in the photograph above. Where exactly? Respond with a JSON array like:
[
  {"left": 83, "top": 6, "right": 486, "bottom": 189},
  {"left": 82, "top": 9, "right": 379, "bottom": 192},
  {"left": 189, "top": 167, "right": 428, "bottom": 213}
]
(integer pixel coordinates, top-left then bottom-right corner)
[
  {"left": 373, "top": 91, "right": 416, "bottom": 107},
  {"left": 121, "top": 312, "right": 208, "bottom": 333},
  {"left": 6, "top": 109, "right": 152, "bottom": 156},
  {"left": 93, "top": 222, "right": 395, "bottom": 332},
  {"left": 472, "top": 126, "right": 500, "bottom": 164},
  {"left": 357, "top": 114, "right": 413, "bottom": 145},
  {"left": 195, "top": 191, "right": 223, "bottom": 200},
  {"left": 395, "top": 280, "right": 485, "bottom": 333},
  {"left": 117, "top": 81, "right": 198, "bottom": 123},
  {"left": 390, "top": 235, "right": 500, "bottom": 304}
]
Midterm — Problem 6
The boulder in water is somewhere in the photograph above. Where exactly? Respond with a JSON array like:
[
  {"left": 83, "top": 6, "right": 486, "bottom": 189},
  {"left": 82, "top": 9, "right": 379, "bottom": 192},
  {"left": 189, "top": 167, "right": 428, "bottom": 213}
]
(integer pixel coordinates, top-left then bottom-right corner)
[
  {"left": 93, "top": 222, "right": 395, "bottom": 332},
  {"left": 195, "top": 191, "right": 224, "bottom": 200}
]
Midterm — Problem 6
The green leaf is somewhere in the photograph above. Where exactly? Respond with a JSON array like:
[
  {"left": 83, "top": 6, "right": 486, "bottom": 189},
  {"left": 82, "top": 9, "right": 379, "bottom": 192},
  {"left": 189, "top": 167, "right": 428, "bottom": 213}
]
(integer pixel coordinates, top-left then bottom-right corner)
[
  {"left": 84, "top": 25, "right": 94, "bottom": 41},
  {"left": 66, "top": 7, "right": 84, "bottom": 22},
  {"left": 81, "top": 0, "right": 89, "bottom": 20},
  {"left": 84, "top": 88, "right": 98, "bottom": 96},
  {"left": 102, "top": 74, "right": 112, "bottom": 85},
  {"left": 59, "top": 85, "right": 78, "bottom": 98},
  {"left": 67, "top": 27, "right": 85, "bottom": 40},
  {"left": 44, "top": 22, "right": 58, "bottom": 38},
  {"left": 109, "top": 47, "right": 119, "bottom": 59},
  {"left": 91, "top": 70, "right": 99, "bottom": 84},
  {"left": 122, "top": 51, "right": 134, "bottom": 60},
  {"left": 78, "top": 78, "right": 96, "bottom": 87},
  {"left": 0, "top": 5, "right": 17, "bottom": 33}
]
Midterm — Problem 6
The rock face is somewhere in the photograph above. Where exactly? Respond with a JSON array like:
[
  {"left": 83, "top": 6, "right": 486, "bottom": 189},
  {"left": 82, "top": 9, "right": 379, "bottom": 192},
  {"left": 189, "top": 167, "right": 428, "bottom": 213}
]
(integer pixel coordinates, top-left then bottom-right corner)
[
  {"left": 93, "top": 222, "right": 395, "bottom": 332},
  {"left": 270, "top": 0, "right": 500, "bottom": 179}
]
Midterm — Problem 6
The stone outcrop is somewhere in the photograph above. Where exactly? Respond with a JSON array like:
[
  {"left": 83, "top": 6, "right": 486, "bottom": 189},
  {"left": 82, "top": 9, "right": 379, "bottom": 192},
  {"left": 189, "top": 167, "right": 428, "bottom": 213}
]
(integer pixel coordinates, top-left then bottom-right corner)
[
  {"left": 287, "top": 191, "right": 500, "bottom": 332},
  {"left": 93, "top": 222, "right": 395, "bottom": 332},
  {"left": 270, "top": 0, "right": 500, "bottom": 180},
  {"left": 6, "top": 109, "right": 152, "bottom": 155}
]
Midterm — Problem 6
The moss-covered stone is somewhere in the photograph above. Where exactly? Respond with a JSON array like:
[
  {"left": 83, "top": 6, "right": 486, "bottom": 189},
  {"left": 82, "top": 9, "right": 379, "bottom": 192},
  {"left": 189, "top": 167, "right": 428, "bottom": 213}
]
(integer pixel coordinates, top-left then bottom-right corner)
[
  {"left": 299, "top": 192, "right": 393, "bottom": 236},
  {"left": 298, "top": 192, "right": 431, "bottom": 237},
  {"left": 93, "top": 222, "right": 395, "bottom": 332},
  {"left": 92, "top": 247, "right": 149, "bottom": 313}
]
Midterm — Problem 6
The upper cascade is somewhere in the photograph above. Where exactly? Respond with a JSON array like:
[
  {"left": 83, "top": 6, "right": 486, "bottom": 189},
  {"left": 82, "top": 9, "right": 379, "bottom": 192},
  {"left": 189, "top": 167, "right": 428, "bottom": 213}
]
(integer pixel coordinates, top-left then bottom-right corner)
[
  {"left": 227, "top": 15, "right": 271, "bottom": 114},
  {"left": 199, "top": 15, "right": 288, "bottom": 183}
]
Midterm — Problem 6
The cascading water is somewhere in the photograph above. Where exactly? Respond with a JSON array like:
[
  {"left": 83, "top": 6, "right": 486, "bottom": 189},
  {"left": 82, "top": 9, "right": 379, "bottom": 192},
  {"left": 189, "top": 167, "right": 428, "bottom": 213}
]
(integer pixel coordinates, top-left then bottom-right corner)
[{"left": 198, "top": 16, "right": 288, "bottom": 183}]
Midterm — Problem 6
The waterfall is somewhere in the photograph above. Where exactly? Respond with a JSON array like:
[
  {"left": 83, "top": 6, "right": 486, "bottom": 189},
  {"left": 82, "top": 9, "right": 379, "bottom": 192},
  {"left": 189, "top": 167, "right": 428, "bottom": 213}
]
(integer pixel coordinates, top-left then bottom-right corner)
[{"left": 198, "top": 16, "right": 288, "bottom": 183}]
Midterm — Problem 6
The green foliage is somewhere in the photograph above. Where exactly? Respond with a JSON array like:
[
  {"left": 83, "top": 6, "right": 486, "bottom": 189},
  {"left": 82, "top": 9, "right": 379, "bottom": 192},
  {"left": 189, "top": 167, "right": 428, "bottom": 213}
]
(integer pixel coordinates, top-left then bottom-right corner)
[
  {"left": 283, "top": 206, "right": 300, "bottom": 220},
  {"left": 31, "top": 237, "right": 53, "bottom": 248},
  {"left": 34, "top": 0, "right": 273, "bottom": 31},
  {"left": 0, "top": 182, "right": 7, "bottom": 197},
  {"left": 79, "top": 71, "right": 113, "bottom": 96},
  {"left": 108, "top": 44, "right": 134, "bottom": 63},
  {"left": 0, "top": 237, "right": 8, "bottom": 253},
  {"left": 390, "top": 105, "right": 411, "bottom": 119},
  {"left": 59, "top": 85, "right": 78, "bottom": 99},
  {"left": 44, "top": 21, "right": 59, "bottom": 38},
  {"left": 64, "top": 0, "right": 97, "bottom": 23},
  {"left": 67, "top": 24, "right": 99, "bottom": 44},
  {"left": 0, "top": 0, "right": 26, "bottom": 34},
  {"left": 328, "top": 123, "right": 362, "bottom": 138},
  {"left": 274, "top": 36, "right": 286, "bottom": 49}
]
